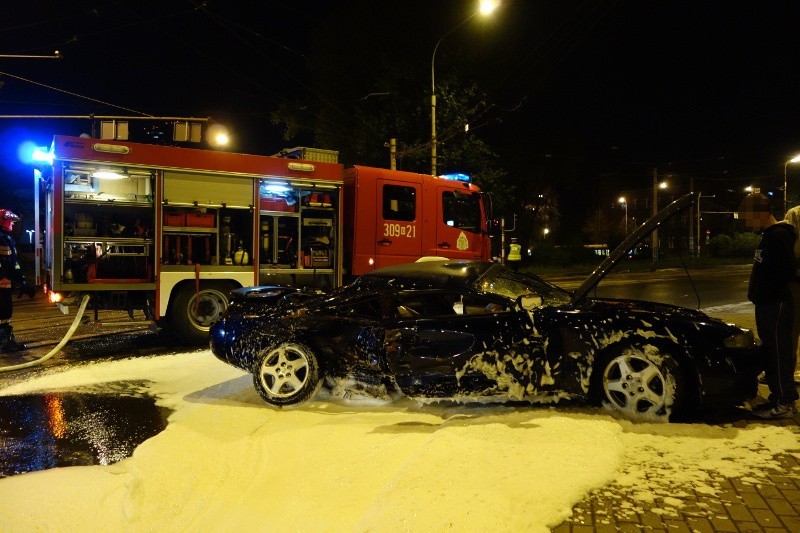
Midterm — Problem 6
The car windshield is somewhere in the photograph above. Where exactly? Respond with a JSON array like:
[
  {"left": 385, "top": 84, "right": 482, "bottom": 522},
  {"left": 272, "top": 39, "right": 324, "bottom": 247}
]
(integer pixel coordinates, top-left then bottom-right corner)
[{"left": 472, "top": 264, "right": 571, "bottom": 306}]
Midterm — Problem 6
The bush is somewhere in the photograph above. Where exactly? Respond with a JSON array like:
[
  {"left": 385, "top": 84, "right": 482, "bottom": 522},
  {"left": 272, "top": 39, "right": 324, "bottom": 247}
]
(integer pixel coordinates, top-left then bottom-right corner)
[{"left": 706, "top": 232, "right": 760, "bottom": 258}]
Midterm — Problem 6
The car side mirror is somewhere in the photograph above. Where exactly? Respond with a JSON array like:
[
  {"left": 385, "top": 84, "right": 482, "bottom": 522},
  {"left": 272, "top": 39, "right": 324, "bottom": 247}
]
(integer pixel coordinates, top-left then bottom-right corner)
[{"left": 516, "top": 294, "right": 542, "bottom": 311}]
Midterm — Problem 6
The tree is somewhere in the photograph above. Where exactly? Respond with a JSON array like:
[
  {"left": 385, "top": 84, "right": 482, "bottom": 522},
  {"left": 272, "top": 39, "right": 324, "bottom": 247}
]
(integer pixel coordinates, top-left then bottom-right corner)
[
  {"left": 272, "top": 68, "right": 515, "bottom": 209},
  {"left": 269, "top": 6, "right": 516, "bottom": 217},
  {"left": 582, "top": 207, "right": 615, "bottom": 245}
]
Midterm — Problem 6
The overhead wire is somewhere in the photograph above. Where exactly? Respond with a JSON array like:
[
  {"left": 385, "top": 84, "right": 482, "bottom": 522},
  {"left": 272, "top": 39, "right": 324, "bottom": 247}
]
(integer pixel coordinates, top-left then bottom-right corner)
[{"left": 0, "top": 70, "right": 152, "bottom": 116}]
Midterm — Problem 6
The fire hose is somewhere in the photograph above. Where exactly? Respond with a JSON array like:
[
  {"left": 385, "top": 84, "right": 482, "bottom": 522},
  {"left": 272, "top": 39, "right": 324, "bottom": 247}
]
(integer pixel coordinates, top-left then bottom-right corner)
[{"left": 0, "top": 294, "right": 91, "bottom": 373}]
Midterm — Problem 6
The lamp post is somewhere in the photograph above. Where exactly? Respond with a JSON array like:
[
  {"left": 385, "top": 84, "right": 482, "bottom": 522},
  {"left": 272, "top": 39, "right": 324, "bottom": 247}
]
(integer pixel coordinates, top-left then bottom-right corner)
[
  {"left": 618, "top": 196, "right": 627, "bottom": 235},
  {"left": 784, "top": 154, "right": 800, "bottom": 214},
  {"left": 651, "top": 171, "right": 668, "bottom": 266},
  {"left": 431, "top": 0, "right": 498, "bottom": 176}
]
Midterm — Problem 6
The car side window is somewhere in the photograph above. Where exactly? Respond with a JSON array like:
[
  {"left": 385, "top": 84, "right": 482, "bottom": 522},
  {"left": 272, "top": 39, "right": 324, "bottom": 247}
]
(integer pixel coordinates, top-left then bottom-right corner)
[
  {"left": 442, "top": 190, "right": 481, "bottom": 234},
  {"left": 456, "top": 294, "right": 510, "bottom": 315},
  {"left": 394, "top": 293, "right": 457, "bottom": 319},
  {"left": 383, "top": 185, "right": 416, "bottom": 222},
  {"left": 337, "top": 296, "right": 390, "bottom": 319}
]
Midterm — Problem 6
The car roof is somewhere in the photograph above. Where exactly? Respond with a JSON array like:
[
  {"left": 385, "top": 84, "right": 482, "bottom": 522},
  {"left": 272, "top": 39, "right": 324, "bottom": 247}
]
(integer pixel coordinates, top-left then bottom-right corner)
[{"left": 358, "top": 260, "right": 495, "bottom": 291}]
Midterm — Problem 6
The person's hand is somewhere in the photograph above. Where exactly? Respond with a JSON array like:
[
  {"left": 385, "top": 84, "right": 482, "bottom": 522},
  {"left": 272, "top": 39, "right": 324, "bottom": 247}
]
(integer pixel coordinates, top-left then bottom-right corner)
[{"left": 17, "top": 280, "right": 35, "bottom": 299}]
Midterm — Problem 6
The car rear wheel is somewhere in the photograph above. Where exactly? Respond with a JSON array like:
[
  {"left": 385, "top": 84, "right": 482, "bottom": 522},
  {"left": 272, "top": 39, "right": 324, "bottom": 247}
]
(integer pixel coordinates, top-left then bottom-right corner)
[
  {"left": 253, "top": 342, "right": 320, "bottom": 406},
  {"left": 597, "top": 346, "right": 684, "bottom": 422}
]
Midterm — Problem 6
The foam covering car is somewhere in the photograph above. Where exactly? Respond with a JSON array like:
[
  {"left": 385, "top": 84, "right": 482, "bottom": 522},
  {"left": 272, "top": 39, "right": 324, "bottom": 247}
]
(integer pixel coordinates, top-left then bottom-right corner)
[{"left": 210, "top": 194, "right": 761, "bottom": 421}]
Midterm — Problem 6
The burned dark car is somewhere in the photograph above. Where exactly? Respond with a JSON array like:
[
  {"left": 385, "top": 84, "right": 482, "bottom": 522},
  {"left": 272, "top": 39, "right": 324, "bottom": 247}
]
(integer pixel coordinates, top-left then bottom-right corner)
[{"left": 210, "top": 194, "right": 761, "bottom": 422}]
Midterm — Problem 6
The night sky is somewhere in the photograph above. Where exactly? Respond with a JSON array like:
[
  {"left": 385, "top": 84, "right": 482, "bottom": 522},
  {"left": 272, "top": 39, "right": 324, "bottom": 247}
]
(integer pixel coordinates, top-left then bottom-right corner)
[{"left": 2, "top": 0, "right": 800, "bottom": 237}]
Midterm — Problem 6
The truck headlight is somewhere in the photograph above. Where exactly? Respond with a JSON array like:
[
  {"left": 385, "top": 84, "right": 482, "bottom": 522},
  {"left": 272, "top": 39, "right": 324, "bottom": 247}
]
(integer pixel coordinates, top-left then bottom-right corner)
[{"left": 723, "top": 329, "right": 755, "bottom": 349}]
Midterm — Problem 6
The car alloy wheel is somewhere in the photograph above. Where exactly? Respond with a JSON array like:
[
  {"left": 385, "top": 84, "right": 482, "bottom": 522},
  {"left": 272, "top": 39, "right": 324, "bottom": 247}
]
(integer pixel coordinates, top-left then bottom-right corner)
[
  {"left": 601, "top": 347, "right": 680, "bottom": 421},
  {"left": 253, "top": 342, "right": 320, "bottom": 406}
]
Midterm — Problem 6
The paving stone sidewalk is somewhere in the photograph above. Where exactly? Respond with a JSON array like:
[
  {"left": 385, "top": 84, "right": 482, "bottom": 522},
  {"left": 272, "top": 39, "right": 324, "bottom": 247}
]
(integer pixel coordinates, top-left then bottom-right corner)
[{"left": 553, "top": 406, "right": 800, "bottom": 532}]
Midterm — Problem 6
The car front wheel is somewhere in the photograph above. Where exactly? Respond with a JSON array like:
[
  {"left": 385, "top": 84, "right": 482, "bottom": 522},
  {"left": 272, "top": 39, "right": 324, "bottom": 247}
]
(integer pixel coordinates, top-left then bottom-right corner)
[
  {"left": 598, "top": 346, "right": 684, "bottom": 422},
  {"left": 253, "top": 342, "right": 320, "bottom": 406}
]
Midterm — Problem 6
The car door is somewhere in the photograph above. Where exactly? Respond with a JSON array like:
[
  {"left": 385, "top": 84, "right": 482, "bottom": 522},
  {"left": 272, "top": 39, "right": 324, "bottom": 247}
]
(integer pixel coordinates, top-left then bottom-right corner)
[
  {"left": 385, "top": 290, "right": 531, "bottom": 397},
  {"left": 374, "top": 179, "right": 422, "bottom": 267},
  {"left": 307, "top": 294, "right": 392, "bottom": 379}
]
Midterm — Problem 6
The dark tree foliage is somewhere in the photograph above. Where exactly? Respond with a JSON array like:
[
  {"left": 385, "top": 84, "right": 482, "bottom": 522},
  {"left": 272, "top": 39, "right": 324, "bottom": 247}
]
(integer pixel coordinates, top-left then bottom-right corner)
[
  {"left": 270, "top": 5, "right": 517, "bottom": 216},
  {"left": 582, "top": 207, "right": 616, "bottom": 246}
]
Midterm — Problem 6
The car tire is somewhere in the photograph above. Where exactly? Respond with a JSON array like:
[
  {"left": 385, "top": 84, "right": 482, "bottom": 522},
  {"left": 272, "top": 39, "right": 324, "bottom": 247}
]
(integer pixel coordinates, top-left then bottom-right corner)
[
  {"left": 253, "top": 342, "right": 320, "bottom": 406},
  {"left": 594, "top": 345, "right": 685, "bottom": 422},
  {"left": 169, "top": 282, "right": 234, "bottom": 345}
]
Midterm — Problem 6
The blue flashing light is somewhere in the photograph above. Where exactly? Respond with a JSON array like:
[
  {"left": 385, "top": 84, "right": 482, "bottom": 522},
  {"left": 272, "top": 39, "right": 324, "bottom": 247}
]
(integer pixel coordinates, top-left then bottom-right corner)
[
  {"left": 18, "top": 141, "right": 54, "bottom": 165},
  {"left": 439, "top": 173, "right": 472, "bottom": 183},
  {"left": 31, "top": 146, "right": 53, "bottom": 164}
]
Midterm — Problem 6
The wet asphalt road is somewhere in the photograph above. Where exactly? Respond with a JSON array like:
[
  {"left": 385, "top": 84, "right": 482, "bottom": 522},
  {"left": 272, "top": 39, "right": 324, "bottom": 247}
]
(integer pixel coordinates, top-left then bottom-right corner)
[
  {"left": 0, "top": 296, "right": 199, "bottom": 478},
  {"left": 0, "top": 265, "right": 755, "bottom": 478}
]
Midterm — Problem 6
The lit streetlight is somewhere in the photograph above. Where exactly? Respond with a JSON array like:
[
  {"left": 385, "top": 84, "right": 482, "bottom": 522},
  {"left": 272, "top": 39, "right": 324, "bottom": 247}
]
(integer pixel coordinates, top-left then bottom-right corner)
[
  {"left": 618, "top": 196, "right": 627, "bottom": 234},
  {"left": 431, "top": 0, "right": 499, "bottom": 176},
  {"left": 784, "top": 154, "right": 800, "bottom": 213}
]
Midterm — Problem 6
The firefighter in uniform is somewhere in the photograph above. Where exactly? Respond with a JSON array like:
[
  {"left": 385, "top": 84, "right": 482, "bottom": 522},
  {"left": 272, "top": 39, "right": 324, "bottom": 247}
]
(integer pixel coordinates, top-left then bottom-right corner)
[{"left": 0, "top": 209, "right": 35, "bottom": 353}]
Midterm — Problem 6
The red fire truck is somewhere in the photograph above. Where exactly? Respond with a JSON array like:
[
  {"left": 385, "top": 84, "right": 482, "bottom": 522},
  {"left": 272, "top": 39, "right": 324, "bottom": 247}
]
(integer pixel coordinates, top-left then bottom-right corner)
[{"left": 34, "top": 135, "right": 491, "bottom": 343}]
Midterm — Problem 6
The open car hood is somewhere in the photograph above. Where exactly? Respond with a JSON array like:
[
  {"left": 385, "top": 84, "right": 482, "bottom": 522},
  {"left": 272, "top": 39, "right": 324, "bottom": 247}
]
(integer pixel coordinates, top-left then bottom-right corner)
[{"left": 569, "top": 192, "right": 698, "bottom": 305}]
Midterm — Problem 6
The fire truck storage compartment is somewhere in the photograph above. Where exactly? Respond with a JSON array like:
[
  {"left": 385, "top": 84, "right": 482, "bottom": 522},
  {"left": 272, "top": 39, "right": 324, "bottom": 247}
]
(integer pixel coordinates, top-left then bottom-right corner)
[
  {"left": 61, "top": 165, "right": 155, "bottom": 283},
  {"left": 87, "top": 241, "right": 152, "bottom": 283},
  {"left": 301, "top": 214, "right": 333, "bottom": 268},
  {"left": 258, "top": 182, "right": 337, "bottom": 270},
  {"left": 162, "top": 208, "right": 216, "bottom": 264},
  {"left": 162, "top": 171, "right": 254, "bottom": 266},
  {"left": 63, "top": 238, "right": 153, "bottom": 283}
]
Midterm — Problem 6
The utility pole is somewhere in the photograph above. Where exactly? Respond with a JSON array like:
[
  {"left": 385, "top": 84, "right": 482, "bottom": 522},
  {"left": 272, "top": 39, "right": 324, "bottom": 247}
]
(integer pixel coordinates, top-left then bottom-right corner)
[
  {"left": 387, "top": 138, "right": 396, "bottom": 170},
  {"left": 688, "top": 177, "right": 694, "bottom": 257},
  {"left": 696, "top": 194, "right": 716, "bottom": 257},
  {"left": 652, "top": 167, "right": 659, "bottom": 267}
]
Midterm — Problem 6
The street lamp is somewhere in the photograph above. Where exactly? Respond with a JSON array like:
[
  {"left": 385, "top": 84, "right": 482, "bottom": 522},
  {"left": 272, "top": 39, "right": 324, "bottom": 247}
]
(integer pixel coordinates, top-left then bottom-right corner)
[
  {"left": 207, "top": 124, "right": 230, "bottom": 148},
  {"left": 651, "top": 171, "right": 668, "bottom": 266},
  {"left": 618, "top": 196, "right": 627, "bottom": 234},
  {"left": 784, "top": 154, "right": 800, "bottom": 214},
  {"left": 431, "top": 0, "right": 499, "bottom": 176}
]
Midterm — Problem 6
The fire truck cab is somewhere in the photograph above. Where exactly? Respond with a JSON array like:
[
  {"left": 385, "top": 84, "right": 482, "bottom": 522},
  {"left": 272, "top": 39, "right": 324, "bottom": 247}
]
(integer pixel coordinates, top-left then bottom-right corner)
[
  {"left": 343, "top": 166, "right": 490, "bottom": 275},
  {"left": 35, "top": 135, "right": 490, "bottom": 343}
]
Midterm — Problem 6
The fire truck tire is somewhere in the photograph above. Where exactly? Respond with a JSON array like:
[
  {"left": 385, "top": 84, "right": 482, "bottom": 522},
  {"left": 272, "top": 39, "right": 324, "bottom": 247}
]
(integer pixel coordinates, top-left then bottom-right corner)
[{"left": 169, "top": 282, "right": 235, "bottom": 344}]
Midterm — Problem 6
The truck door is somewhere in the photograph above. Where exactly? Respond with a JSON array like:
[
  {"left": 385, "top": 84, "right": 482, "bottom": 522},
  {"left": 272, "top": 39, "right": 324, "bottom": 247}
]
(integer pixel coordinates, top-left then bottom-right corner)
[
  {"left": 435, "top": 187, "right": 484, "bottom": 260},
  {"left": 375, "top": 180, "right": 422, "bottom": 267}
]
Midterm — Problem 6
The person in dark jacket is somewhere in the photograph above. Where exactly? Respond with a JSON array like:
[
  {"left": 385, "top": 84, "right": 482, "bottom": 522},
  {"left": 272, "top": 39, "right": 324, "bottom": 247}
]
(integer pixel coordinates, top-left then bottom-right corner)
[
  {"left": 738, "top": 193, "right": 799, "bottom": 418},
  {"left": 0, "top": 209, "right": 35, "bottom": 353}
]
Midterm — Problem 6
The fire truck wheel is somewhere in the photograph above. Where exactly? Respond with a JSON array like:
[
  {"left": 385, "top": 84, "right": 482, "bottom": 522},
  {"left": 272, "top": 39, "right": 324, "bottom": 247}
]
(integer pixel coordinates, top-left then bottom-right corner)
[{"left": 170, "top": 282, "right": 234, "bottom": 344}]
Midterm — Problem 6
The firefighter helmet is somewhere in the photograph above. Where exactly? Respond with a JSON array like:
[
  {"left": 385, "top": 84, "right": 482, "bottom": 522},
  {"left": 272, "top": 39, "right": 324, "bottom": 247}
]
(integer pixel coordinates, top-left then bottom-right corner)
[{"left": 0, "top": 209, "right": 20, "bottom": 233}]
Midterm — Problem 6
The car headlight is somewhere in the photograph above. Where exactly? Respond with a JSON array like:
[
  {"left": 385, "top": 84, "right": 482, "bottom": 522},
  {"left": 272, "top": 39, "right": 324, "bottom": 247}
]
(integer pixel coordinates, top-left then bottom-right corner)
[{"left": 723, "top": 329, "right": 755, "bottom": 349}]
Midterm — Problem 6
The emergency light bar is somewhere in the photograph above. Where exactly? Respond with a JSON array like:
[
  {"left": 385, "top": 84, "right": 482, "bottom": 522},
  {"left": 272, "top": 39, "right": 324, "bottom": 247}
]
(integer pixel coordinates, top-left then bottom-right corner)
[{"left": 439, "top": 173, "right": 471, "bottom": 183}]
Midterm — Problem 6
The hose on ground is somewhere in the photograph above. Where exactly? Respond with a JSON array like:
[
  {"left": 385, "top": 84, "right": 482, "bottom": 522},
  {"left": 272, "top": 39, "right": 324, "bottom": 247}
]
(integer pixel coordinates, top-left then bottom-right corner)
[{"left": 0, "top": 294, "right": 91, "bottom": 373}]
